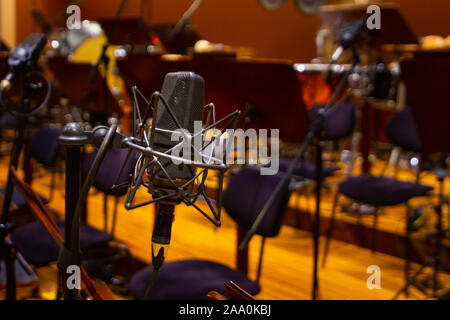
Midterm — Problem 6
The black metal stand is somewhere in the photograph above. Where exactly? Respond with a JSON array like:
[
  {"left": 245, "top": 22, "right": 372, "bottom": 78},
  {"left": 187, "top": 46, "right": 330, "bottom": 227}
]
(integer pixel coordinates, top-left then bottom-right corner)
[
  {"left": 239, "top": 48, "right": 360, "bottom": 300},
  {"left": 0, "top": 78, "right": 33, "bottom": 300},
  {"left": 3, "top": 241, "right": 17, "bottom": 300},
  {"left": 57, "top": 123, "right": 87, "bottom": 300},
  {"left": 312, "top": 141, "right": 323, "bottom": 300},
  {"left": 143, "top": 202, "right": 175, "bottom": 300},
  {"left": 393, "top": 175, "right": 447, "bottom": 299}
]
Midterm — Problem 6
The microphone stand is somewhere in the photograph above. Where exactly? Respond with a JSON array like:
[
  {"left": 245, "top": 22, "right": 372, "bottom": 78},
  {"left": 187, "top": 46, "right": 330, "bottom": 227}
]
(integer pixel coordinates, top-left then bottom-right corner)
[
  {"left": 0, "top": 74, "right": 34, "bottom": 300},
  {"left": 168, "top": 0, "right": 203, "bottom": 53},
  {"left": 56, "top": 123, "right": 117, "bottom": 299},
  {"left": 238, "top": 48, "right": 360, "bottom": 300}
]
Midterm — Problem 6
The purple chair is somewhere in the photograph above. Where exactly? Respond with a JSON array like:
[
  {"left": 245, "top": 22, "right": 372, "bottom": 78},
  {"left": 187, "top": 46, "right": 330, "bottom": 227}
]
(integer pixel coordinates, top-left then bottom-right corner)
[
  {"left": 280, "top": 102, "right": 357, "bottom": 174},
  {"left": 277, "top": 103, "right": 354, "bottom": 228},
  {"left": 10, "top": 148, "right": 138, "bottom": 296},
  {"left": 386, "top": 107, "right": 422, "bottom": 154},
  {"left": 385, "top": 107, "right": 428, "bottom": 183},
  {"left": 11, "top": 220, "right": 113, "bottom": 267},
  {"left": 278, "top": 158, "right": 340, "bottom": 181},
  {"left": 0, "top": 126, "right": 62, "bottom": 210},
  {"left": 0, "top": 113, "right": 18, "bottom": 157},
  {"left": 321, "top": 108, "right": 434, "bottom": 267},
  {"left": 128, "top": 166, "right": 293, "bottom": 300},
  {"left": 82, "top": 149, "right": 138, "bottom": 236}
]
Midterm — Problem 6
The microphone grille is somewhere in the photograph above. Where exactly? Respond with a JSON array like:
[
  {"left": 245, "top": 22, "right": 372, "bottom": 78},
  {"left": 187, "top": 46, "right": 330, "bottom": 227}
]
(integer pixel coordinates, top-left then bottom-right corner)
[{"left": 153, "top": 72, "right": 204, "bottom": 147}]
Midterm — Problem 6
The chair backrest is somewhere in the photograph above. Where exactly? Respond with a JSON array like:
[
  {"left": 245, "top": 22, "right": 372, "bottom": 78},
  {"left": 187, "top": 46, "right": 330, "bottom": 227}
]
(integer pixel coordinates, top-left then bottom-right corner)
[
  {"left": 83, "top": 148, "right": 138, "bottom": 197},
  {"left": 308, "top": 102, "right": 357, "bottom": 141},
  {"left": 386, "top": 107, "right": 422, "bottom": 153},
  {"left": 222, "top": 166, "right": 291, "bottom": 238},
  {"left": 29, "top": 127, "right": 62, "bottom": 167}
]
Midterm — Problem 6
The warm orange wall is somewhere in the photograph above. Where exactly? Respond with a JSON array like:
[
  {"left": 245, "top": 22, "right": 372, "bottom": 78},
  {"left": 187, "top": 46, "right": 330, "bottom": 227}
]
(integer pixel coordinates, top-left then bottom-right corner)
[
  {"left": 394, "top": 0, "right": 450, "bottom": 37},
  {"left": 9, "top": 0, "right": 450, "bottom": 61},
  {"left": 78, "top": 0, "right": 320, "bottom": 62},
  {"left": 15, "top": 0, "right": 69, "bottom": 44},
  {"left": 0, "top": 0, "right": 17, "bottom": 48},
  {"left": 79, "top": 0, "right": 450, "bottom": 61}
]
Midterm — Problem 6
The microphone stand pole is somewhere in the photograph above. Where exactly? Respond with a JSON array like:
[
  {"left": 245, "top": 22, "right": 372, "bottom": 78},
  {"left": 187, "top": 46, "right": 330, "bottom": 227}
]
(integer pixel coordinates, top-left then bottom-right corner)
[
  {"left": 239, "top": 48, "right": 360, "bottom": 300},
  {"left": 0, "top": 74, "right": 34, "bottom": 300},
  {"left": 57, "top": 123, "right": 87, "bottom": 300},
  {"left": 56, "top": 123, "right": 117, "bottom": 299}
]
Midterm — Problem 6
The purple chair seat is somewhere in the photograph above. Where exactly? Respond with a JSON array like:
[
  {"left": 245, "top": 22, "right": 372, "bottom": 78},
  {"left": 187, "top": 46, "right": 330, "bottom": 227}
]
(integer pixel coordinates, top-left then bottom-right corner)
[
  {"left": 278, "top": 158, "right": 340, "bottom": 180},
  {"left": 10, "top": 220, "right": 114, "bottom": 267},
  {"left": 129, "top": 259, "right": 260, "bottom": 300},
  {"left": 0, "top": 187, "right": 47, "bottom": 209},
  {"left": 339, "top": 175, "right": 433, "bottom": 207}
]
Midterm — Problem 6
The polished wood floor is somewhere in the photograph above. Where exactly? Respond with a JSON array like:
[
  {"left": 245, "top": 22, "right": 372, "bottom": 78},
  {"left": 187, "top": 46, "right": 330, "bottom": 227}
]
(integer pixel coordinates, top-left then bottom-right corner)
[{"left": 1, "top": 154, "right": 449, "bottom": 300}]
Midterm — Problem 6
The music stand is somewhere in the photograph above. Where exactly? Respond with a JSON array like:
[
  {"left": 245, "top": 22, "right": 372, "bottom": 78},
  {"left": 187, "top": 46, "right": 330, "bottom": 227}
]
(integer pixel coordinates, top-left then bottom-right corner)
[
  {"left": 319, "top": 2, "right": 418, "bottom": 46},
  {"left": 97, "top": 18, "right": 151, "bottom": 46},
  {"left": 393, "top": 51, "right": 450, "bottom": 299},
  {"left": 47, "top": 56, "right": 121, "bottom": 121},
  {"left": 401, "top": 51, "right": 450, "bottom": 155}
]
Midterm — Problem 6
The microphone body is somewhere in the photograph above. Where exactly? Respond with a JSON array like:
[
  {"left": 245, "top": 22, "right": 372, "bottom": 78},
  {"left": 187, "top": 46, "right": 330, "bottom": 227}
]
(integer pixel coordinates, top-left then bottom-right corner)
[
  {"left": 0, "top": 33, "right": 47, "bottom": 91},
  {"left": 151, "top": 202, "right": 175, "bottom": 269},
  {"left": 148, "top": 71, "right": 204, "bottom": 269}
]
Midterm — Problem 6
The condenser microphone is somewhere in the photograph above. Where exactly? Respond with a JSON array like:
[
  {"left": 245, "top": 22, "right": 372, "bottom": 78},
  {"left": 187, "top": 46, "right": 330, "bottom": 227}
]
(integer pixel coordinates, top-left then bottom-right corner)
[
  {"left": 143, "top": 71, "right": 205, "bottom": 299},
  {"left": 0, "top": 34, "right": 47, "bottom": 91},
  {"left": 148, "top": 71, "right": 205, "bottom": 202},
  {"left": 330, "top": 19, "right": 365, "bottom": 63}
]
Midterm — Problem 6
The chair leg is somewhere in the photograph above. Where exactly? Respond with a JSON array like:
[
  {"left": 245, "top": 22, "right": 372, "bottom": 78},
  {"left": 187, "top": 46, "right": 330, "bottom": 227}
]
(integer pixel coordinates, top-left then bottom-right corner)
[
  {"left": 322, "top": 191, "right": 340, "bottom": 268},
  {"left": 48, "top": 166, "right": 56, "bottom": 203},
  {"left": 356, "top": 213, "right": 365, "bottom": 248},
  {"left": 256, "top": 237, "right": 266, "bottom": 286},
  {"left": 371, "top": 209, "right": 379, "bottom": 253},
  {"left": 300, "top": 186, "right": 312, "bottom": 229},
  {"left": 111, "top": 196, "right": 119, "bottom": 237},
  {"left": 404, "top": 205, "right": 412, "bottom": 298},
  {"left": 103, "top": 193, "right": 108, "bottom": 232}
]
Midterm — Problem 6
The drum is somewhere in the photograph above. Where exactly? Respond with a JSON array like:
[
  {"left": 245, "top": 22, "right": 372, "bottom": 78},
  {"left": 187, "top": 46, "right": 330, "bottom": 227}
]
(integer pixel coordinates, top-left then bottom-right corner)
[{"left": 294, "top": 63, "right": 358, "bottom": 108}]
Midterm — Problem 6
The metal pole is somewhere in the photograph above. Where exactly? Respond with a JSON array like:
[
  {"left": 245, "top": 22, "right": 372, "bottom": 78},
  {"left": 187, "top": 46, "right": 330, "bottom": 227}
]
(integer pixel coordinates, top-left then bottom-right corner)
[
  {"left": 58, "top": 123, "right": 87, "bottom": 300},
  {"left": 0, "top": 79, "right": 32, "bottom": 300},
  {"left": 312, "top": 141, "right": 323, "bottom": 300}
]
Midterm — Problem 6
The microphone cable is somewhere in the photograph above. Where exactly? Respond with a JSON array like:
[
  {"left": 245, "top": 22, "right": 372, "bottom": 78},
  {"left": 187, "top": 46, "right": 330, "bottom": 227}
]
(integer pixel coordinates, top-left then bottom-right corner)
[
  {"left": 0, "top": 70, "right": 52, "bottom": 118},
  {"left": 143, "top": 267, "right": 159, "bottom": 300}
]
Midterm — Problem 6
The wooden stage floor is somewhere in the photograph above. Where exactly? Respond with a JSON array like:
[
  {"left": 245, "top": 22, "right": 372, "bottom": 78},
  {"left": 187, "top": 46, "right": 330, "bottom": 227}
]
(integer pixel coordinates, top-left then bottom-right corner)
[{"left": 1, "top": 155, "right": 449, "bottom": 300}]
